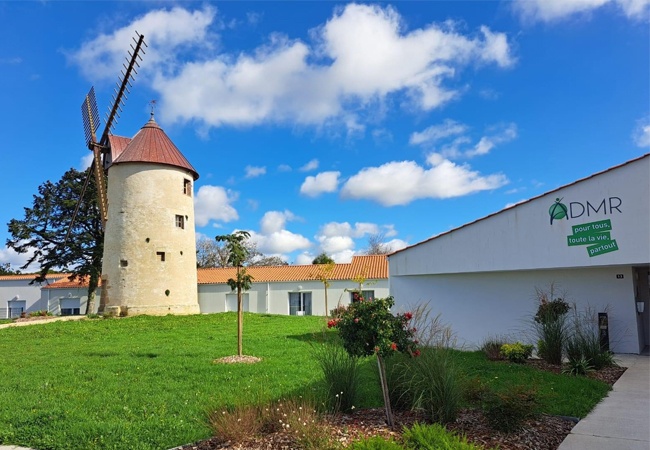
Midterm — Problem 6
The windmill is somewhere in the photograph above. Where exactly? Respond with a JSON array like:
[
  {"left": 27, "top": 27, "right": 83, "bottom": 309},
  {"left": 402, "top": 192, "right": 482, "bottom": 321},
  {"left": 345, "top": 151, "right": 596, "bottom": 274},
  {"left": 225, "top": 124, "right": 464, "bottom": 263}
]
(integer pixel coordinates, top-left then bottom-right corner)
[{"left": 71, "top": 32, "right": 147, "bottom": 234}]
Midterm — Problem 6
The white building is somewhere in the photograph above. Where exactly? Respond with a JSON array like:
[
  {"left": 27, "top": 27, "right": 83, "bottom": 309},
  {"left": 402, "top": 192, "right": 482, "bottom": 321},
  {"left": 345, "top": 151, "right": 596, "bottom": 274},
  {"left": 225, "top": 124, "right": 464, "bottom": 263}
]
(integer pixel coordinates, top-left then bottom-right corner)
[
  {"left": 389, "top": 154, "right": 650, "bottom": 354},
  {"left": 1, "top": 255, "right": 388, "bottom": 318}
]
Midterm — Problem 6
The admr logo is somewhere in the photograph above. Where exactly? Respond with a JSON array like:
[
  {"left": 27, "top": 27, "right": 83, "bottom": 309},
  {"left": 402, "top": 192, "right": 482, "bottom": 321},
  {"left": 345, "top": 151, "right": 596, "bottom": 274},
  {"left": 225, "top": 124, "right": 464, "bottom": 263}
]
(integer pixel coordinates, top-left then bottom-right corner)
[{"left": 549, "top": 198, "right": 568, "bottom": 224}]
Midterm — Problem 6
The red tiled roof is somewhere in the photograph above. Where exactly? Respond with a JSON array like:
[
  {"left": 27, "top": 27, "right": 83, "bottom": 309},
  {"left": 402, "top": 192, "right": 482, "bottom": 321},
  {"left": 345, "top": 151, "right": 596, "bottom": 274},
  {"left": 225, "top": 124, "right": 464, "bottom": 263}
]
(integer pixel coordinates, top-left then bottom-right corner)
[
  {"left": 197, "top": 255, "right": 387, "bottom": 284},
  {"left": 0, "top": 273, "right": 70, "bottom": 282},
  {"left": 42, "top": 275, "right": 101, "bottom": 290},
  {"left": 111, "top": 115, "right": 199, "bottom": 180}
]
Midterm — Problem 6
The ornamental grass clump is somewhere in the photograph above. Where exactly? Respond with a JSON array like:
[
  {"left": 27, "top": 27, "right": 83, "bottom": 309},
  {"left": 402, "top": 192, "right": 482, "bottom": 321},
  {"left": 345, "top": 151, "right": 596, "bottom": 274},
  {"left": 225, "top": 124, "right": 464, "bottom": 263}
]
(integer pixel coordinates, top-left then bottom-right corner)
[
  {"left": 328, "top": 295, "right": 419, "bottom": 427},
  {"left": 531, "top": 284, "right": 571, "bottom": 365},
  {"left": 312, "top": 340, "right": 361, "bottom": 413}
]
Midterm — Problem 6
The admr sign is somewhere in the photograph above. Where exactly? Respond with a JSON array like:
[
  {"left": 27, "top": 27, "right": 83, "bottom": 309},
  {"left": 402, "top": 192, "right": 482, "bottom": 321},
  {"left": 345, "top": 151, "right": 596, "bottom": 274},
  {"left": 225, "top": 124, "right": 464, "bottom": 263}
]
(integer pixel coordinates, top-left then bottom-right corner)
[{"left": 549, "top": 197, "right": 621, "bottom": 258}]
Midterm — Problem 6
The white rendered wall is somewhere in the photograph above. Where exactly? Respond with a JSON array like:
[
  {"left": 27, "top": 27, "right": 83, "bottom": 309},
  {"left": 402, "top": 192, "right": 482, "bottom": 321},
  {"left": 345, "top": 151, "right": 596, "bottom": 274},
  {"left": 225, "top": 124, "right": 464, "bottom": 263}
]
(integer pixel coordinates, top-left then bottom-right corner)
[
  {"left": 0, "top": 276, "right": 68, "bottom": 318},
  {"left": 198, "top": 279, "right": 389, "bottom": 316},
  {"left": 390, "top": 156, "right": 649, "bottom": 277},
  {"left": 102, "top": 163, "right": 199, "bottom": 315},
  {"left": 390, "top": 266, "right": 640, "bottom": 354}
]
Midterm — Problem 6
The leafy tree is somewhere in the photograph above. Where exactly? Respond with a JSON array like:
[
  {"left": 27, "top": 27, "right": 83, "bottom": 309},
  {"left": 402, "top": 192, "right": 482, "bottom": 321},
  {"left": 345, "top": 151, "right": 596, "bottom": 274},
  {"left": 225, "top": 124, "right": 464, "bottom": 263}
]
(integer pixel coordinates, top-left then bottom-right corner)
[
  {"left": 215, "top": 231, "right": 254, "bottom": 356},
  {"left": 0, "top": 262, "right": 20, "bottom": 275},
  {"left": 312, "top": 261, "right": 335, "bottom": 317},
  {"left": 364, "top": 233, "right": 393, "bottom": 255},
  {"left": 312, "top": 252, "right": 335, "bottom": 265},
  {"left": 328, "top": 296, "right": 418, "bottom": 426},
  {"left": 6, "top": 168, "right": 103, "bottom": 313}
]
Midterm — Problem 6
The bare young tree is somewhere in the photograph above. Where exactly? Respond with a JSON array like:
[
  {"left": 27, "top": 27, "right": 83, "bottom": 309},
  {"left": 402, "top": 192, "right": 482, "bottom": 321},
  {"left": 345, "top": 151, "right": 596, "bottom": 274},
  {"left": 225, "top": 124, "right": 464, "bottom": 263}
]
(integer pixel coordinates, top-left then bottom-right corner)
[
  {"left": 364, "top": 233, "right": 393, "bottom": 255},
  {"left": 196, "top": 236, "right": 262, "bottom": 268}
]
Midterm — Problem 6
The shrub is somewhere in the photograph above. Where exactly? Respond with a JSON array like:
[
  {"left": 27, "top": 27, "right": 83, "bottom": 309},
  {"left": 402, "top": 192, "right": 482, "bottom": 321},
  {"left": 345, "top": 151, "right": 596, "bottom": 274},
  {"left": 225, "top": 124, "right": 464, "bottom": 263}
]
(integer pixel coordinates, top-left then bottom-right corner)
[
  {"left": 482, "top": 386, "right": 539, "bottom": 433},
  {"left": 402, "top": 422, "right": 487, "bottom": 450},
  {"left": 480, "top": 336, "right": 507, "bottom": 361},
  {"left": 531, "top": 284, "right": 571, "bottom": 365},
  {"left": 349, "top": 435, "right": 403, "bottom": 450},
  {"left": 562, "top": 356, "right": 594, "bottom": 376},
  {"left": 312, "top": 341, "right": 361, "bottom": 413},
  {"left": 387, "top": 348, "right": 461, "bottom": 424},
  {"left": 566, "top": 306, "right": 618, "bottom": 370},
  {"left": 499, "top": 342, "right": 533, "bottom": 364},
  {"left": 461, "top": 377, "right": 490, "bottom": 406},
  {"left": 28, "top": 310, "right": 52, "bottom": 317}
]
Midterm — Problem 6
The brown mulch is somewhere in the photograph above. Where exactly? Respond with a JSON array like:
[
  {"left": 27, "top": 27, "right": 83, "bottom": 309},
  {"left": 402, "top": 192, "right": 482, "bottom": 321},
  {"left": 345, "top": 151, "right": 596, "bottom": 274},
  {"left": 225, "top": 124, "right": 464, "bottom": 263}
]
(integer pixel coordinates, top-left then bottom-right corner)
[{"left": 177, "top": 361, "right": 627, "bottom": 450}]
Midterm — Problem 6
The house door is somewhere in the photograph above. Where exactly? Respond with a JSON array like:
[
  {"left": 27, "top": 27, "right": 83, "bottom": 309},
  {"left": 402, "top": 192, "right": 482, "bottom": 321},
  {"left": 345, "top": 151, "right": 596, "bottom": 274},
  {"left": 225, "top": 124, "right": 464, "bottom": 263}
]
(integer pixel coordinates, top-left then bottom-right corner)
[
  {"left": 7, "top": 300, "right": 26, "bottom": 318},
  {"left": 289, "top": 292, "right": 312, "bottom": 316}
]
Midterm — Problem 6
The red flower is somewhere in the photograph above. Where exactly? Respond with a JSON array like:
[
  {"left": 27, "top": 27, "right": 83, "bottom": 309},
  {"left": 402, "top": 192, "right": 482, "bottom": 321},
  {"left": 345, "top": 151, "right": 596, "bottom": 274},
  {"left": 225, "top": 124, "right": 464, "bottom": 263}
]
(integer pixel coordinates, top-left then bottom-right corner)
[
  {"left": 413, "top": 349, "right": 421, "bottom": 357},
  {"left": 354, "top": 318, "right": 359, "bottom": 323},
  {"left": 327, "top": 318, "right": 340, "bottom": 328},
  {"left": 404, "top": 312, "right": 413, "bottom": 320},
  {"left": 374, "top": 346, "right": 380, "bottom": 353},
  {"left": 390, "top": 342, "right": 397, "bottom": 351}
]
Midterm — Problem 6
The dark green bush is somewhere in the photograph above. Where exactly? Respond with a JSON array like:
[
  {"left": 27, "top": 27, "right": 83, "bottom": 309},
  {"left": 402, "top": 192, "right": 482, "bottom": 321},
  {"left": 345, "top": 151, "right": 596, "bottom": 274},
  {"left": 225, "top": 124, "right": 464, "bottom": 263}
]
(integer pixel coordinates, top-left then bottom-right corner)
[
  {"left": 482, "top": 386, "right": 539, "bottom": 433},
  {"left": 402, "top": 422, "right": 487, "bottom": 449},
  {"left": 535, "top": 298, "right": 570, "bottom": 324}
]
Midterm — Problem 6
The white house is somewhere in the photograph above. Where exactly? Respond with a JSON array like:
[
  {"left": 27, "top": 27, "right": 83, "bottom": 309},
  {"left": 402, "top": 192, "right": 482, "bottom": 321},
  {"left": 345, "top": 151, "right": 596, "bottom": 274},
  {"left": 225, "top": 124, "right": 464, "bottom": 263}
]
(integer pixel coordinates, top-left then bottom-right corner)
[
  {"left": 1, "top": 255, "right": 388, "bottom": 318},
  {"left": 198, "top": 255, "right": 388, "bottom": 316},
  {"left": 0, "top": 273, "right": 71, "bottom": 318},
  {"left": 388, "top": 154, "right": 650, "bottom": 354}
]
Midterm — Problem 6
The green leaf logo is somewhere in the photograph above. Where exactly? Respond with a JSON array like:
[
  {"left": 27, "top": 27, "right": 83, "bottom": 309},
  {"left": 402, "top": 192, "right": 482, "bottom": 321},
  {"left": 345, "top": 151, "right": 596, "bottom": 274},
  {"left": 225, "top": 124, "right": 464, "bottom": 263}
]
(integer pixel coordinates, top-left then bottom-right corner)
[{"left": 549, "top": 198, "right": 568, "bottom": 224}]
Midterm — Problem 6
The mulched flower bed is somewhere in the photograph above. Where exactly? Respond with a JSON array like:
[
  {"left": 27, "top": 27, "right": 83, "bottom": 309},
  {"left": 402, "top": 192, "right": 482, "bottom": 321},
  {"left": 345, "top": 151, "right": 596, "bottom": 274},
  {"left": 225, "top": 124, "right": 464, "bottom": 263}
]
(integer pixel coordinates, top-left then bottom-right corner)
[{"left": 177, "top": 360, "right": 627, "bottom": 450}]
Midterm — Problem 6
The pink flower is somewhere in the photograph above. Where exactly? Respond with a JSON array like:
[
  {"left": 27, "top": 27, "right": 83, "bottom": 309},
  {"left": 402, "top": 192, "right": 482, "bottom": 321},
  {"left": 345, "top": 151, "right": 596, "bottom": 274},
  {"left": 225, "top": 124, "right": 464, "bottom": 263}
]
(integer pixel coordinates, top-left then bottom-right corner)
[{"left": 354, "top": 318, "right": 359, "bottom": 323}]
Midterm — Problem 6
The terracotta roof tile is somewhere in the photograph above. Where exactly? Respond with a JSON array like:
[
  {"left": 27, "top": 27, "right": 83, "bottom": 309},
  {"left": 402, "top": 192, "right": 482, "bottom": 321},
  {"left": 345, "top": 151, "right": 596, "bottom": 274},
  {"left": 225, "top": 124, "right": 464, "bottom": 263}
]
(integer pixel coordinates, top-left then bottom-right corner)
[
  {"left": 0, "top": 273, "right": 71, "bottom": 283},
  {"left": 112, "top": 115, "right": 199, "bottom": 180},
  {"left": 197, "top": 255, "right": 387, "bottom": 284},
  {"left": 42, "top": 275, "right": 101, "bottom": 290}
]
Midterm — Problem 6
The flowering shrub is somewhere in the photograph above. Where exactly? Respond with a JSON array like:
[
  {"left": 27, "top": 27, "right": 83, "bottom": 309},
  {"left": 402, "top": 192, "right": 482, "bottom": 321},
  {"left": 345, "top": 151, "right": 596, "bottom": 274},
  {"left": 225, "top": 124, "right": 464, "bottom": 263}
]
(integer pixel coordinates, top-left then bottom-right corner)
[
  {"left": 328, "top": 295, "right": 418, "bottom": 359},
  {"left": 500, "top": 342, "right": 534, "bottom": 364}
]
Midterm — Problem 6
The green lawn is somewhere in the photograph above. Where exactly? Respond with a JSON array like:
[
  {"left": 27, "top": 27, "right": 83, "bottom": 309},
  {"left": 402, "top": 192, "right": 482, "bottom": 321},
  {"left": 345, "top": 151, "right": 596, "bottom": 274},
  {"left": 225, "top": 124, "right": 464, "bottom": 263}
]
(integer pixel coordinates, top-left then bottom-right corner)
[{"left": 0, "top": 314, "right": 611, "bottom": 450}]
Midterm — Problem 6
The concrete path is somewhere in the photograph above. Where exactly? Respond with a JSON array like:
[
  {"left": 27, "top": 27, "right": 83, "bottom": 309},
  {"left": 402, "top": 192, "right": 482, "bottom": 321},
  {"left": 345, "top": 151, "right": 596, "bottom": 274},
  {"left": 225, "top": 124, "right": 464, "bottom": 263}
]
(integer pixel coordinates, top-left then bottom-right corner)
[
  {"left": 558, "top": 354, "right": 650, "bottom": 450},
  {"left": 0, "top": 315, "right": 87, "bottom": 330}
]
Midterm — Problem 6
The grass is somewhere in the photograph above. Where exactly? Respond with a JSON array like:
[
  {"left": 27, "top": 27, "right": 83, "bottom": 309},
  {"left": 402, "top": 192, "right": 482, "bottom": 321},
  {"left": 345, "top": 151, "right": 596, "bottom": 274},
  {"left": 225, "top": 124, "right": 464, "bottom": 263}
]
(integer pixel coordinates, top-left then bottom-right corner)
[
  {"left": 0, "top": 314, "right": 612, "bottom": 449},
  {"left": 0, "top": 319, "right": 12, "bottom": 325}
]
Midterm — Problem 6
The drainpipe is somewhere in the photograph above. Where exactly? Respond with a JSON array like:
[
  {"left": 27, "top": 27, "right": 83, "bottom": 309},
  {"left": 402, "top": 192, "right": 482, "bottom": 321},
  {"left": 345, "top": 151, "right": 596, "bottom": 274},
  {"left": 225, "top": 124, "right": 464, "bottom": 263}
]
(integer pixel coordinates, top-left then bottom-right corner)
[{"left": 266, "top": 283, "right": 270, "bottom": 313}]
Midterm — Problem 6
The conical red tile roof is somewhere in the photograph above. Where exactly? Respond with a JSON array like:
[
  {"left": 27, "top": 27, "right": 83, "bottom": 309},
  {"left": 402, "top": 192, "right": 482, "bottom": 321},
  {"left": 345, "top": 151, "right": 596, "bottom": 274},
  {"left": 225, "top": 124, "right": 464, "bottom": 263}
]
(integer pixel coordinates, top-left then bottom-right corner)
[{"left": 111, "top": 115, "right": 199, "bottom": 180}]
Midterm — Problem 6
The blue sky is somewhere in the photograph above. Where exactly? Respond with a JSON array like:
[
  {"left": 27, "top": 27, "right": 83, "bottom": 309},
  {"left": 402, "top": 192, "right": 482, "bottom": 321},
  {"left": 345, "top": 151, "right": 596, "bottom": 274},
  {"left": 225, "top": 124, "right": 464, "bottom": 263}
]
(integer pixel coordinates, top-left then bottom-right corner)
[{"left": 1, "top": 0, "right": 648, "bottom": 270}]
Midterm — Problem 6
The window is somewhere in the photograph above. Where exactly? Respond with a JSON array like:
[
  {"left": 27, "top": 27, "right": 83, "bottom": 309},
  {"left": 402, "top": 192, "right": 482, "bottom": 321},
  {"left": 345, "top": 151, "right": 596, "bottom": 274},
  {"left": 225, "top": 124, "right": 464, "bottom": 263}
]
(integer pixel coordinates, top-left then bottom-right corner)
[
  {"left": 60, "top": 298, "right": 81, "bottom": 316},
  {"left": 183, "top": 179, "right": 192, "bottom": 196},
  {"left": 156, "top": 251, "right": 166, "bottom": 262},
  {"left": 350, "top": 290, "right": 374, "bottom": 302},
  {"left": 175, "top": 215, "right": 185, "bottom": 229},
  {"left": 289, "top": 292, "right": 312, "bottom": 316},
  {"left": 120, "top": 259, "right": 128, "bottom": 267}
]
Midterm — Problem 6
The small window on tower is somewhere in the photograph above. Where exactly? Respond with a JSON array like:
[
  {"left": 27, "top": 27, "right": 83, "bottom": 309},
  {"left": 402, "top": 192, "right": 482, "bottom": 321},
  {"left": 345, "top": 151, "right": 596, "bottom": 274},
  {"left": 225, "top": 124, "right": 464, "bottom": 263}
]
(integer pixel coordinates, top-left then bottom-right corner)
[
  {"left": 175, "top": 215, "right": 185, "bottom": 229},
  {"left": 156, "top": 252, "right": 166, "bottom": 262},
  {"left": 183, "top": 179, "right": 192, "bottom": 196}
]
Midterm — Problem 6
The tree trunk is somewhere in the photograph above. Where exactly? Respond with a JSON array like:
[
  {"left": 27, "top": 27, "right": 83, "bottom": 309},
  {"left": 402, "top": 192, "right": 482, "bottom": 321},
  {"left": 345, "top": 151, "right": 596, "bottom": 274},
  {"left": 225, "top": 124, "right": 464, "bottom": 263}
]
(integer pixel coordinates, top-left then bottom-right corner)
[
  {"left": 324, "top": 287, "right": 329, "bottom": 318},
  {"left": 237, "top": 286, "right": 243, "bottom": 356},
  {"left": 376, "top": 354, "right": 395, "bottom": 427}
]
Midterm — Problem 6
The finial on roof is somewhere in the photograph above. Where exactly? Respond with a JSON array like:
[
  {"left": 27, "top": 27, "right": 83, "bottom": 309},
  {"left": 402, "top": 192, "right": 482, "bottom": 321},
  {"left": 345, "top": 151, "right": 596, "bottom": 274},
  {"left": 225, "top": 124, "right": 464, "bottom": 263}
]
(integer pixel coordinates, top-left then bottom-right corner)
[{"left": 149, "top": 99, "right": 157, "bottom": 120}]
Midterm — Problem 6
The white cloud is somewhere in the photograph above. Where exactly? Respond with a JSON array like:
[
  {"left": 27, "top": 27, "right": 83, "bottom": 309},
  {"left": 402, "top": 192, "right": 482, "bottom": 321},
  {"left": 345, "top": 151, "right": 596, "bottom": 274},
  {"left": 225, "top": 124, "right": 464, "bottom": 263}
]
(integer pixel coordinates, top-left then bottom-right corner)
[
  {"left": 245, "top": 165, "right": 266, "bottom": 178},
  {"left": 72, "top": 4, "right": 512, "bottom": 132},
  {"left": 386, "top": 238, "right": 409, "bottom": 252},
  {"left": 295, "top": 252, "right": 315, "bottom": 265},
  {"left": 194, "top": 185, "right": 239, "bottom": 226},
  {"left": 410, "top": 120, "right": 517, "bottom": 159},
  {"left": 0, "top": 246, "right": 39, "bottom": 273},
  {"left": 513, "top": 0, "right": 649, "bottom": 21},
  {"left": 300, "top": 171, "right": 341, "bottom": 197},
  {"left": 248, "top": 210, "right": 311, "bottom": 254},
  {"left": 340, "top": 156, "right": 508, "bottom": 206},
  {"left": 300, "top": 159, "right": 319, "bottom": 171},
  {"left": 79, "top": 153, "right": 94, "bottom": 170},
  {"left": 277, "top": 164, "right": 292, "bottom": 172},
  {"left": 409, "top": 119, "right": 468, "bottom": 145},
  {"left": 633, "top": 117, "right": 650, "bottom": 147},
  {"left": 68, "top": 6, "right": 217, "bottom": 82}
]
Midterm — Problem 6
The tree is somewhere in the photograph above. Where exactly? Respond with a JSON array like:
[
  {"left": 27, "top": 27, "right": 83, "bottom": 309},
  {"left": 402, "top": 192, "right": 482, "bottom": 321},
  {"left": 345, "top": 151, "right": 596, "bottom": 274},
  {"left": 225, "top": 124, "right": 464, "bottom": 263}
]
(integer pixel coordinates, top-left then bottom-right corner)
[
  {"left": 197, "top": 236, "right": 263, "bottom": 268},
  {"left": 312, "top": 252, "right": 335, "bottom": 265},
  {"left": 312, "top": 261, "right": 335, "bottom": 317},
  {"left": 364, "top": 233, "right": 393, "bottom": 255},
  {"left": 6, "top": 168, "right": 104, "bottom": 314},
  {"left": 328, "top": 296, "right": 418, "bottom": 427},
  {"left": 215, "top": 231, "right": 254, "bottom": 357},
  {"left": 250, "top": 255, "right": 288, "bottom": 266},
  {"left": 0, "top": 262, "right": 20, "bottom": 275}
]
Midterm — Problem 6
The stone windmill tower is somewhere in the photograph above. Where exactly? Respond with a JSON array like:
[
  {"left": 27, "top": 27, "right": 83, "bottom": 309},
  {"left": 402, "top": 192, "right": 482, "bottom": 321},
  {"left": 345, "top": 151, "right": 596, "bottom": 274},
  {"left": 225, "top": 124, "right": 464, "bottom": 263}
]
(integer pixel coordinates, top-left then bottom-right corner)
[
  {"left": 100, "top": 113, "right": 200, "bottom": 316},
  {"left": 78, "top": 33, "right": 200, "bottom": 316}
]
